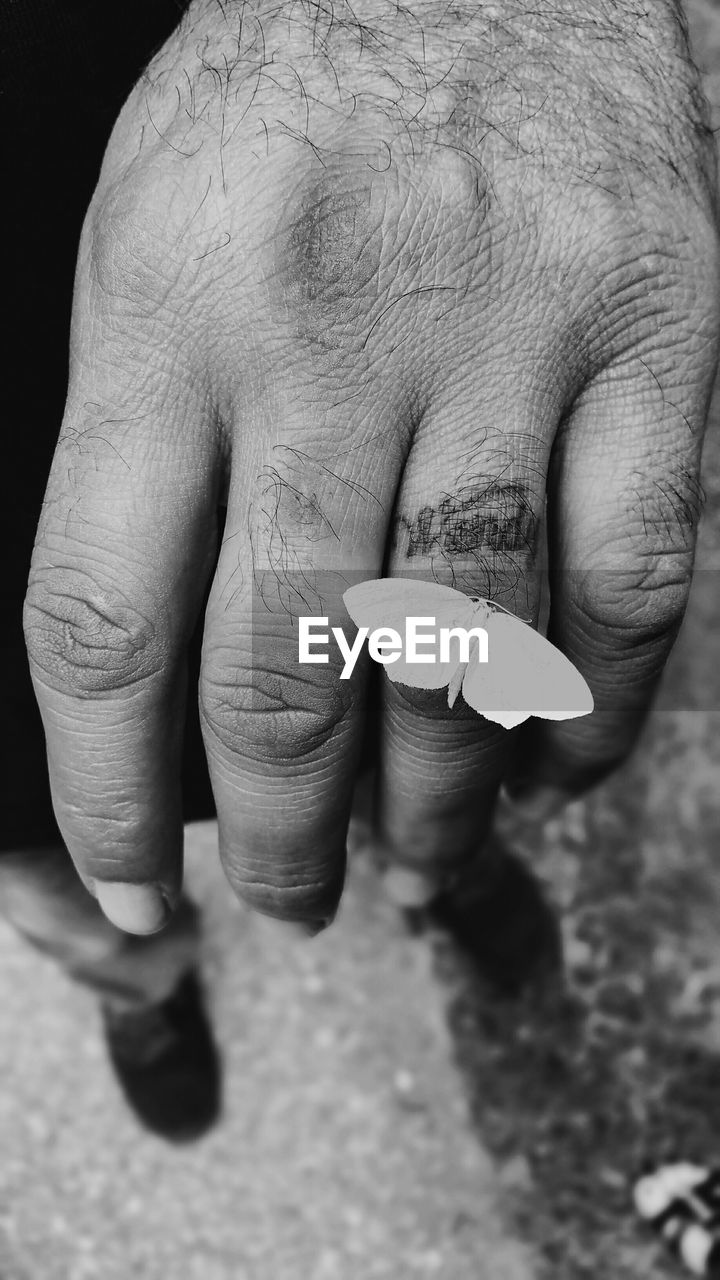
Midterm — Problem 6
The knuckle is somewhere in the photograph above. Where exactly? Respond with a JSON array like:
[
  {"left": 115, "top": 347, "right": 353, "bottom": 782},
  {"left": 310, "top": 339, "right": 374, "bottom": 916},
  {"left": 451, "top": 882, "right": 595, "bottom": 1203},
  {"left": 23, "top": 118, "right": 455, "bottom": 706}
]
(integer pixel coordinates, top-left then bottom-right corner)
[
  {"left": 86, "top": 169, "right": 184, "bottom": 314},
  {"left": 273, "top": 131, "right": 490, "bottom": 358},
  {"left": 200, "top": 655, "right": 353, "bottom": 767},
  {"left": 551, "top": 191, "right": 720, "bottom": 377},
  {"left": 24, "top": 568, "right": 163, "bottom": 696},
  {"left": 275, "top": 159, "right": 388, "bottom": 350},
  {"left": 574, "top": 558, "right": 692, "bottom": 645}
]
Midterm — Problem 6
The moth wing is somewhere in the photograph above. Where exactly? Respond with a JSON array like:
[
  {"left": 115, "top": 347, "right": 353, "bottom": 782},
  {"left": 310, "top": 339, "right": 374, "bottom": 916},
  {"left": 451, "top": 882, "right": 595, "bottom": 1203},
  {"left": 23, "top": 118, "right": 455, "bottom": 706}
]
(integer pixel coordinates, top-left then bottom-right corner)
[
  {"left": 342, "top": 578, "right": 474, "bottom": 691},
  {"left": 460, "top": 659, "right": 530, "bottom": 729},
  {"left": 461, "top": 610, "right": 594, "bottom": 729},
  {"left": 343, "top": 578, "right": 469, "bottom": 631},
  {"left": 386, "top": 598, "right": 475, "bottom": 690}
]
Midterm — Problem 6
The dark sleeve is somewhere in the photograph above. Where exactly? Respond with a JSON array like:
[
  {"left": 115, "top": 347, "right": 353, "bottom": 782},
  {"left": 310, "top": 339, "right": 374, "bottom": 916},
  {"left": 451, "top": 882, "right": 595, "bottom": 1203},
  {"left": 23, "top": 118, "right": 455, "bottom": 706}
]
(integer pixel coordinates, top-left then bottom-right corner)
[{"left": 1, "top": 0, "right": 216, "bottom": 852}]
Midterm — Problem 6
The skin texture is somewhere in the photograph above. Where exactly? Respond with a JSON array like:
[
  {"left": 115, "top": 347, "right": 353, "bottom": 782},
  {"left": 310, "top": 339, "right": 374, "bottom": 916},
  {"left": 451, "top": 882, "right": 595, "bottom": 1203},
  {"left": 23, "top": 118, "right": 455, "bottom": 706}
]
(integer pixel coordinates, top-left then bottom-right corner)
[{"left": 22, "top": 0, "right": 720, "bottom": 933}]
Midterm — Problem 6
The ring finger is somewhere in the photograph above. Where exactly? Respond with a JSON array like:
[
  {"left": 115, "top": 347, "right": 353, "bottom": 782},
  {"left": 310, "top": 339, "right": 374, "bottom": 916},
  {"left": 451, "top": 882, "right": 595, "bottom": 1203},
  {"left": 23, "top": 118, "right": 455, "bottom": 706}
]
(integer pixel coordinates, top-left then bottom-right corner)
[{"left": 375, "top": 368, "right": 556, "bottom": 898}]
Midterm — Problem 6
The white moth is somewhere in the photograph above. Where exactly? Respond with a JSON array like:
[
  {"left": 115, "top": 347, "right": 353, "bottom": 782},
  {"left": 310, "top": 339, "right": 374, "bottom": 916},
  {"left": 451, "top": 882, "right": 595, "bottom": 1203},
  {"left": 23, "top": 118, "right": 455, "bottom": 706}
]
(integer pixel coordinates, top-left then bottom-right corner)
[{"left": 343, "top": 577, "right": 593, "bottom": 731}]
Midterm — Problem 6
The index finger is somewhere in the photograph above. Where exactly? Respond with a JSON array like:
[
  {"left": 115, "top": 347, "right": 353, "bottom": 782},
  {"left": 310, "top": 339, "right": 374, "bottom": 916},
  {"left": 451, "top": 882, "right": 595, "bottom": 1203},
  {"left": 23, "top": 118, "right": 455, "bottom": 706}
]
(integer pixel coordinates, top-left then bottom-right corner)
[{"left": 24, "top": 382, "right": 219, "bottom": 933}]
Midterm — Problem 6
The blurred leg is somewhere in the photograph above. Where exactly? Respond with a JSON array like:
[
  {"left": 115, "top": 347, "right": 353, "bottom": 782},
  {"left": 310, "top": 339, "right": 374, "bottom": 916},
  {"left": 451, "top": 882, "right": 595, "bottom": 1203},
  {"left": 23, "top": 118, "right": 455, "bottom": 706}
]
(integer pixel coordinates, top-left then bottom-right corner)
[{"left": 0, "top": 845, "right": 199, "bottom": 1008}]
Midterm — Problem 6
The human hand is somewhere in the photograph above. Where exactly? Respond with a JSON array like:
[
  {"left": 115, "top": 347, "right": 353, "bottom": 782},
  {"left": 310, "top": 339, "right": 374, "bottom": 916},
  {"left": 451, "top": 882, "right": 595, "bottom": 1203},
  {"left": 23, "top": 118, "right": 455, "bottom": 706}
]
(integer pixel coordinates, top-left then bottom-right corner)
[{"left": 24, "top": 0, "right": 720, "bottom": 933}]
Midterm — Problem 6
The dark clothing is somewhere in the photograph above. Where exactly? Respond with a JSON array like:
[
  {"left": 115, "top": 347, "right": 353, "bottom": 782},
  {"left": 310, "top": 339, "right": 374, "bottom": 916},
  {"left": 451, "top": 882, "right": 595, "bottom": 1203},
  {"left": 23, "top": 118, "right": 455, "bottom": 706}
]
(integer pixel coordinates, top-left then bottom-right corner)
[{"left": 1, "top": 0, "right": 214, "bottom": 849}]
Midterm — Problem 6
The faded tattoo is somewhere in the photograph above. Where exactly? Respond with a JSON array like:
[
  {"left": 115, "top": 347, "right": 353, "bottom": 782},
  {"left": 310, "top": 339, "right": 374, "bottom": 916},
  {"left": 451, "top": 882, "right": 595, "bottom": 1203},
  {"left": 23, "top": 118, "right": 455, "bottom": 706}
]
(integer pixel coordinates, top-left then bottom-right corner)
[{"left": 395, "top": 481, "right": 537, "bottom": 559}]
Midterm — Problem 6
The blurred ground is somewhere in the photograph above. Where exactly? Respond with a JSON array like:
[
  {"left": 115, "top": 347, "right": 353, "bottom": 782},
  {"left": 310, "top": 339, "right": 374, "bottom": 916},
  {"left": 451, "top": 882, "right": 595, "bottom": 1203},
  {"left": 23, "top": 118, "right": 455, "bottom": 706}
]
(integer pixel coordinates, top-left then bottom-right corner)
[
  {"left": 2, "top": 4, "right": 720, "bottom": 1279},
  {"left": 0, "top": 827, "right": 536, "bottom": 1280},
  {"left": 440, "top": 9, "right": 720, "bottom": 1276}
]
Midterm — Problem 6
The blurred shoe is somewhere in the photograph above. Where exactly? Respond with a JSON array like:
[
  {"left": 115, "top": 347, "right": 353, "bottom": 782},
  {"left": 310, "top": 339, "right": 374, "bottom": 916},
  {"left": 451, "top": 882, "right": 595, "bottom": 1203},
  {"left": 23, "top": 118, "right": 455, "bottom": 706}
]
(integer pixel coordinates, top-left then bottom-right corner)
[
  {"left": 102, "top": 970, "right": 221, "bottom": 1142},
  {"left": 427, "top": 845, "right": 563, "bottom": 997}
]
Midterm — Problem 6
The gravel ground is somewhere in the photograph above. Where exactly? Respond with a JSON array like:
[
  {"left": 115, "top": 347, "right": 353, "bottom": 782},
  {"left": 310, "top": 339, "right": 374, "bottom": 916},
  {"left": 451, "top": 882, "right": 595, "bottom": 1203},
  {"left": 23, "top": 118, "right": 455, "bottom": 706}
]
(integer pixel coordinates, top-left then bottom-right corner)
[
  {"left": 0, "top": 827, "right": 536, "bottom": 1280},
  {"left": 434, "top": 9, "right": 720, "bottom": 1274}
]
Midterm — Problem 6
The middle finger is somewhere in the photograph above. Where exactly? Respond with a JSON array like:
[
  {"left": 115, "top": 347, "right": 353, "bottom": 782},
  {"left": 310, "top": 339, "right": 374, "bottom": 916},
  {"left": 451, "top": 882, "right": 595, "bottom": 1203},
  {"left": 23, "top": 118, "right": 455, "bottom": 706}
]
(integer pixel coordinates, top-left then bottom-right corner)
[{"left": 200, "top": 386, "right": 406, "bottom": 927}]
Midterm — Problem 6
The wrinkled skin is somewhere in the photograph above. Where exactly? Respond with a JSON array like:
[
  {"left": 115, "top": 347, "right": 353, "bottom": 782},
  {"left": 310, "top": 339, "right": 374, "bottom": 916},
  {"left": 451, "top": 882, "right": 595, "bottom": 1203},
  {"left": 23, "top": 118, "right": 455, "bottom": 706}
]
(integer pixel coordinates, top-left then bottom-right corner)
[{"left": 23, "top": 0, "right": 720, "bottom": 934}]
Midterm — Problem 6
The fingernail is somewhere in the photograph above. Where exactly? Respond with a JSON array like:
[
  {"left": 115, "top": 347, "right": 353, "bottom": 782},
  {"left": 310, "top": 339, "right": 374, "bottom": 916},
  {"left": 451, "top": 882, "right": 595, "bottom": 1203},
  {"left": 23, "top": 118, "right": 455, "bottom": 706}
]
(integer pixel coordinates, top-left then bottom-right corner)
[
  {"left": 384, "top": 866, "right": 438, "bottom": 908},
  {"left": 505, "top": 785, "right": 571, "bottom": 823},
  {"left": 94, "top": 882, "right": 170, "bottom": 935}
]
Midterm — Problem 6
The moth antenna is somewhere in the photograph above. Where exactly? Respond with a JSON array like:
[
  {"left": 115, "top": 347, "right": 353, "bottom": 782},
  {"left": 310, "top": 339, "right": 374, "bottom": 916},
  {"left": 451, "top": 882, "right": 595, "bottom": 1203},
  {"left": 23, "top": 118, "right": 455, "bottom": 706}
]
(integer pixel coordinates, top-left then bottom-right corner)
[{"left": 487, "top": 598, "right": 532, "bottom": 624}]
